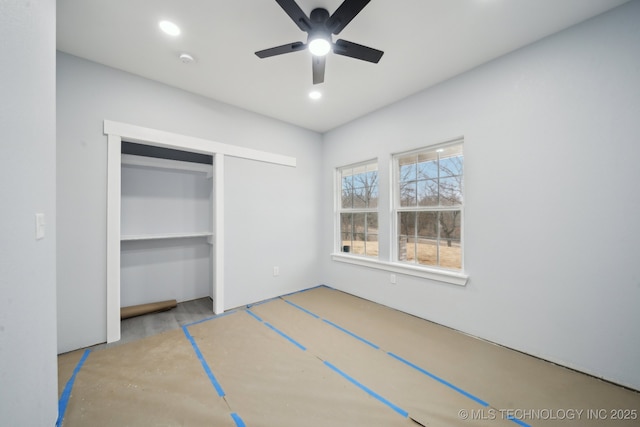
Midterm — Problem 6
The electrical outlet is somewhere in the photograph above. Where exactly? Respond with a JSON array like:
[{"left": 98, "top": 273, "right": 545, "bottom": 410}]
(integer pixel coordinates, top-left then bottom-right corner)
[
  {"left": 390, "top": 274, "right": 397, "bottom": 285},
  {"left": 273, "top": 266, "right": 280, "bottom": 277}
]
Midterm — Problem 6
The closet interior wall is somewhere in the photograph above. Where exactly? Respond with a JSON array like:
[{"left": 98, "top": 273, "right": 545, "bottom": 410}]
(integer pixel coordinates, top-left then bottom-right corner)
[{"left": 120, "top": 143, "right": 214, "bottom": 308}]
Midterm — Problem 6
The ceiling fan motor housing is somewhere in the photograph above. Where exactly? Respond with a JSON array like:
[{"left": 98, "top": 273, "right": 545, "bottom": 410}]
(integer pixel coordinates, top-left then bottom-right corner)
[{"left": 310, "top": 8, "right": 330, "bottom": 24}]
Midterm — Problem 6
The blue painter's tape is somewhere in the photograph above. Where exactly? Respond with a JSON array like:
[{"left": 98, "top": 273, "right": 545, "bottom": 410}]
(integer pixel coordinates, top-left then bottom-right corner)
[
  {"left": 183, "top": 310, "right": 237, "bottom": 328},
  {"left": 182, "top": 326, "right": 226, "bottom": 397},
  {"left": 322, "top": 319, "right": 379, "bottom": 350},
  {"left": 507, "top": 415, "right": 532, "bottom": 427},
  {"left": 283, "top": 299, "right": 320, "bottom": 319},
  {"left": 323, "top": 361, "right": 408, "bottom": 418},
  {"left": 264, "top": 322, "right": 306, "bottom": 351},
  {"left": 231, "top": 412, "right": 246, "bottom": 427},
  {"left": 245, "top": 309, "right": 263, "bottom": 323},
  {"left": 56, "top": 348, "right": 91, "bottom": 427},
  {"left": 386, "top": 352, "right": 489, "bottom": 407}
]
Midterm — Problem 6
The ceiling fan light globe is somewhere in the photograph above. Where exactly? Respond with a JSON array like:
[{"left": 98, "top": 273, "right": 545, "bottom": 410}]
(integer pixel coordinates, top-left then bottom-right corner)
[{"left": 309, "top": 38, "right": 331, "bottom": 56}]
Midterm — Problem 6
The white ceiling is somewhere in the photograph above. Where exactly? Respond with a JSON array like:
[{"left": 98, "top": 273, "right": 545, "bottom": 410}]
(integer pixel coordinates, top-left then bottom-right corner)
[{"left": 57, "top": 0, "right": 629, "bottom": 133}]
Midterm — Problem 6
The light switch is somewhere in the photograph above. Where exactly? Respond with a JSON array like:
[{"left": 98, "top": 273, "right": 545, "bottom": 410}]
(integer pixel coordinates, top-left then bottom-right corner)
[{"left": 35, "top": 213, "right": 45, "bottom": 240}]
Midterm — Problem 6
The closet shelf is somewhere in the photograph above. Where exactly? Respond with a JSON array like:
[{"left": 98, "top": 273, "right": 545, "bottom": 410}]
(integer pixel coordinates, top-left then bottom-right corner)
[
  {"left": 121, "top": 231, "right": 213, "bottom": 241},
  {"left": 122, "top": 154, "right": 212, "bottom": 176}
]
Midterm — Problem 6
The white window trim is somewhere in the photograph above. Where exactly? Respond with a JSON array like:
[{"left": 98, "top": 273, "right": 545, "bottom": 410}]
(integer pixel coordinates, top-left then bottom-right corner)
[
  {"left": 391, "top": 137, "right": 465, "bottom": 277},
  {"left": 335, "top": 158, "right": 379, "bottom": 257},
  {"left": 330, "top": 253, "right": 468, "bottom": 286}
]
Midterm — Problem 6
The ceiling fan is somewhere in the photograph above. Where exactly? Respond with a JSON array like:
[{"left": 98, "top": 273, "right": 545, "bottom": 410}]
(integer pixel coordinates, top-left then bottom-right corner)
[{"left": 255, "top": 0, "right": 384, "bottom": 85}]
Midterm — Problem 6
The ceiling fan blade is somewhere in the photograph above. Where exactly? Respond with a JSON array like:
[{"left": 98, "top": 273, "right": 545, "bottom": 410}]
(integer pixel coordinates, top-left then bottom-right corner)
[
  {"left": 333, "top": 39, "right": 383, "bottom": 63},
  {"left": 255, "top": 42, "right": 306, "bottom": 58},
  {"left": 275, "top": 0, "right": 312, "bottom": 32},
  {"left": 326, "top": 0, "right": 371, "bottom": 35},
  {"left": 312, "top": 56, "right": 326, "bottom": 84}
]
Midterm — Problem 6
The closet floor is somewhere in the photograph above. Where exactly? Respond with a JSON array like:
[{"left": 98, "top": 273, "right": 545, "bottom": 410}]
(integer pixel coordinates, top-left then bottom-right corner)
[{"left": 90, "top": 297, "right": 214, "bottom": 351}]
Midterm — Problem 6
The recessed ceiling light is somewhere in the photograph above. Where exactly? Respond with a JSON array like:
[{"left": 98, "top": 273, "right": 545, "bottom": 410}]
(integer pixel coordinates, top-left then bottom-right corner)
[
  {"left": 309, "top": 91, "right": 322, "bottom": 100},
  {"left": 159, "top": 20, "right": 180, "bottom": 36}
]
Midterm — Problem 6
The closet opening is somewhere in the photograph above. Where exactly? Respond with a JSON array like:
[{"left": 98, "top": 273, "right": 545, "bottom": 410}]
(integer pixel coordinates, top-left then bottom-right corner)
[{"left": 119, "top": 141, "right": 216, "bottom": 333}]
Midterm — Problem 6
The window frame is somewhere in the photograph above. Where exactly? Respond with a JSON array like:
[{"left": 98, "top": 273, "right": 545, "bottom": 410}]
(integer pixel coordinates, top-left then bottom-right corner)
[
  {"left": 335, "top": 159, "right": 379, "bottom": 258},
  {"left": 392, "top": 139, "right": 465, "bottom": 273},
  {"left": 331, "top": 139, "right": 468, "bottom": 287}
]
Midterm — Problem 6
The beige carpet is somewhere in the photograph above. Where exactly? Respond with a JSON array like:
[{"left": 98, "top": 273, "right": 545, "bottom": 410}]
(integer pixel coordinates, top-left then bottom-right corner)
[{"left": 58, "top": 286, "right": 640, "bottom": 426}]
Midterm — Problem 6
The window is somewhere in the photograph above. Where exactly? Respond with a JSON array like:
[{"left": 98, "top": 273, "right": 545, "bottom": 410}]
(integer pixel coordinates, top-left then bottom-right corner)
[
  {"left": 394, "top": 142, "right": 463, "bottom": 270},
  {"left": 337, "top": 160, "right": 379, "bottom": 257}
]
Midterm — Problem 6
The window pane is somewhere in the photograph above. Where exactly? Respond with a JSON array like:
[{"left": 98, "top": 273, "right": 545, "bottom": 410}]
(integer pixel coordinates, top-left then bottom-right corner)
[
  {"left": 366, "top": 213, "right": 378, "bottom": 235},
  {"left": 416, "top": 212, "right": 438, "bottom": 267},
  {"left": 365, "top": 234, "right": 378, "bottom": 257},
  {"left": 341, "top": 172, "right": 353, "bottom": 208},
  {"left": 340, "top": 233, "right": 351, "bottom": 252},
  {"left": 363, "top": 164, "right": 378, "bottom": 190},
  {"left": 342, "top": 163, "right": 379, "bottom": 209},
  {"left": 365, "top": 212, "right": 378, "bottom": 257},
  {"left": 368, "top": 186, "right": 379, "bottom": 209},
  {"left": 439, "top": 210, "right": 461, "bottom": 241},
  {"left": 398, "top": 212, "right": 416, "bottom": 262},
  {"left": 417, "top": 212, "right": 438, "bottom": 239},
  {"left": 439, "top": 146, "right": 463, "bottom": 177},
  {"left": 340, "top": 213, "right": 352, "bottom": 252},
  {"left": 351, "top": 213, "right": 366, "bottom": 255},
  {"left": 353, "top": 185, "right": 367, "bottom": 208},
  {"left": 438, "top": 211, "right": 461, "bottom": 269},
  {"left": 342, "top": 192, "right": 353, "bottom": 209},
  {"left": 439, "top": 239, "right": 461, "bottom": 269},
  {"left": 399, "top": 181, "right": 417, "bottom": 207},
  {"left": 439, "top": 157, "right": 461, "bottom": 177},
  {"left": 398, "top": 159, "right": 417, "bottom": 183},
  {"left": 417, "top": 157, "right": 438, "bottom": 180},
  {"left": 398, "top": 211, "right": 416, "bottom": 236},
  {"left": 439, "top": 176, "right": 462, "bottom": 206},
  {"left": 417, "top": 179, "right": 438, "bottom": 206}
]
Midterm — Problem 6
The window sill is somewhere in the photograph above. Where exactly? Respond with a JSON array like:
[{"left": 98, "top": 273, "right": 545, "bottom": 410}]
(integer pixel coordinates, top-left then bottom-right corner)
[{"left": 331, "top": 253, "right": 468, "bottom": 286}]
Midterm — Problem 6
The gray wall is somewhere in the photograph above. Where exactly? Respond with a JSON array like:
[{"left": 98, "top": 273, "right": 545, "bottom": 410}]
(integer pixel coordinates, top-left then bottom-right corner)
[
  {"left": 321, "top": 2, "right": 640, "bottom": 390},
  {"left": 57, "top": 52, "right": 323, "bottom": 352},
  {"left": 0, "top": 0, "right": 58, "bottom": 424}
]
